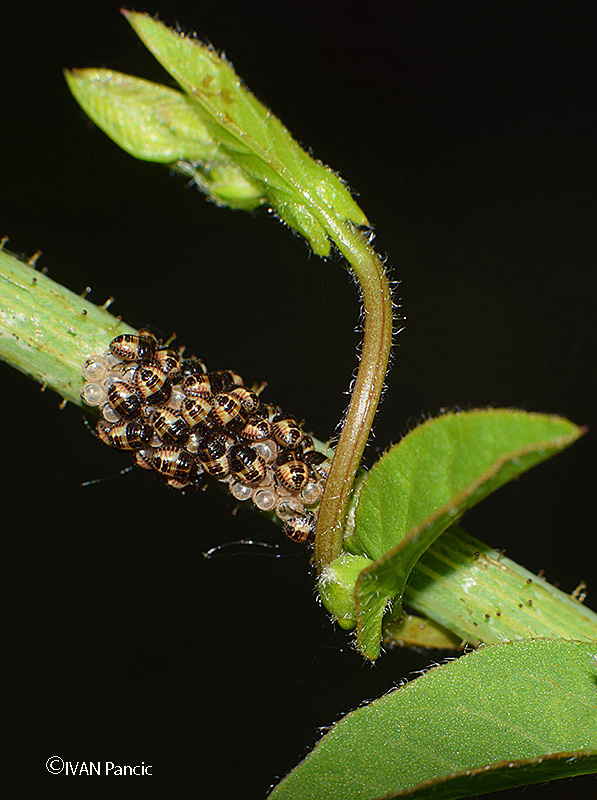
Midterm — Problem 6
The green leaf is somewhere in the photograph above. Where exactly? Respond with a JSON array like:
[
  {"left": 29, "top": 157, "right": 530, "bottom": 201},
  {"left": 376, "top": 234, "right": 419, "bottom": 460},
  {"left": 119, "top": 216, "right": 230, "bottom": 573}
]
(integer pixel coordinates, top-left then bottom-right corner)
[
  {"left": 120, "top": 11, "right": 368, "bottom": 253},
  {"left": 319, "top": 552, "right": 376, "bottom": 631},
  {"left": 65, "top": 15, "right": 393, "bottom": 550},
  {"left": 64, "top": 68, "right": 217, "bottom": 163},
  {"left": 64, "top": 68, "right": 265, "bottom": 210},
  {"left": 342, "top": 410, "right": 582, "bottom": 659},
  {"left": 380, "top": 611, "right": 462, "bottom": 650},
  {"left": 268, "top": 639, "right": 597, "bottom": 800},
  {"left": 66, "top": 12, "right": 370, "bottom": 249}
]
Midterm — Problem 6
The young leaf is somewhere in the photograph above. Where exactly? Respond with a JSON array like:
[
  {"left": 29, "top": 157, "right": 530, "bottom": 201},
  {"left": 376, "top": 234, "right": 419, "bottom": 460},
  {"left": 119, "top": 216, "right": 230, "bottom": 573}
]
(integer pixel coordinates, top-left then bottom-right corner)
[
  {"left": 268, "top": 639, "right": 597, "bottom": 800},
  {"left": 123, "top": 13, "right": 369, "bottom": 240},
  {"left": 341, "top": 410, "right": 582, "bottom": 659},
  {"left": 65, "top": 11, "right": 394, "bottom": 569},
  {"left": 64, "top": 68, "right": 265, "bottom": 210},
  {"left": 64, "top": 68, "right": 217, "bottom": 163},
  {"left": 67, "top": 11, "right": 368, "bottom": 254}
]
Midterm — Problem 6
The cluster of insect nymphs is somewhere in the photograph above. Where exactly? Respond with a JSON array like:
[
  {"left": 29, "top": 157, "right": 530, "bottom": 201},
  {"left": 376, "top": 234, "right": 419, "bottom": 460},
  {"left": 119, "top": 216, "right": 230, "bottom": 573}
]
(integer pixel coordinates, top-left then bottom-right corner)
[{"left": 80, "top": 331, "right": 332, "bottom": 543}]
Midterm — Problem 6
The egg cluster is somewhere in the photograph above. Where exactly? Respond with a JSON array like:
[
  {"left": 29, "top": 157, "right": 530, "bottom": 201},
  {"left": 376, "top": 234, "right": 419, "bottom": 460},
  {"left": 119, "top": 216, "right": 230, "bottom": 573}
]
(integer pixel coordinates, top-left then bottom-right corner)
[{"left": 80, "top": 331, "right": 332, "bottom": 542}]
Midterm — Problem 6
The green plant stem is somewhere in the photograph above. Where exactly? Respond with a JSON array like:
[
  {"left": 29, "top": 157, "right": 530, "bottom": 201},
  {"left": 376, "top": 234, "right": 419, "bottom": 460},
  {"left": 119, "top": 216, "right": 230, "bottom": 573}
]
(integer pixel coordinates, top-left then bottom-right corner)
[
  {"left": 313, "top": 219, "right": 393, "bottom": 572},
  {"left": 6, "top": 246, "right": 594, "bottom": 650},
  {"left": 62, "top": 17, "right": 395, "bottom": 573},
  {"left": 0, "top": 243, "right": 334, "bottom": 464},
  {"left": 384, "top": 526, "right": 597, "bottom": 647},
  {"left": 0, "top": 244, "right": 134, "bottom": 403}
]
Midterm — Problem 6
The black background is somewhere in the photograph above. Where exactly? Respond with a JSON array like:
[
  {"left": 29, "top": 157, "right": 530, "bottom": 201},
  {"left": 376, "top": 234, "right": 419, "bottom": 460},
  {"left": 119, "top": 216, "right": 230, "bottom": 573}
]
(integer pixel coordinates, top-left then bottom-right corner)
[{"left": 1, "top": 1, "right": 595, "bottom": 797}]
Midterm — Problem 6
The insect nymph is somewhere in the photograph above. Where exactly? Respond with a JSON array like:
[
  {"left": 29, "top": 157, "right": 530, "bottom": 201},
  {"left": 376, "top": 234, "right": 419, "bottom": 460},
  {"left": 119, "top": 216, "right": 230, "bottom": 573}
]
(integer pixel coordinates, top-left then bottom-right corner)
[{"left": 81, "top": 333, "right": 331, "bottom": 543}]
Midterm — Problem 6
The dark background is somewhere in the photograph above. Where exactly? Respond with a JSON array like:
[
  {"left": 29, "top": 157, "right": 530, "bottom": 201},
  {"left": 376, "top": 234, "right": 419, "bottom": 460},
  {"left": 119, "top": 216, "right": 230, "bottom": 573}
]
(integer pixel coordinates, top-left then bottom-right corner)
[{"left": 1, "top": 1, "right": 595, "bottom": 797}]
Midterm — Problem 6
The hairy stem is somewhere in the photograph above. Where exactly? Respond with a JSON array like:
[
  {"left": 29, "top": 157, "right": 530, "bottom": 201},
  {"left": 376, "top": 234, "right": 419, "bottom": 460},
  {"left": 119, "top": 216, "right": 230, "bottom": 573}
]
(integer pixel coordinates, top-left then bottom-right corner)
[
  {"left": 4, "top": 246, "right": 595, "bottom": 650},
  {"left": 62, "top": 15, "right": 395, "bottom": 571},
  {"left": 0, "top": 243, "right": 133, "bottom": 403},
  {"left": 0, "top": 231, "right": 393, "bottom": 572},
  {"left": 388, "top": 526, "right": 597, "bottom": 647},
  {"left": 314, "top": 219, "right": 393, "bottom": 572}
]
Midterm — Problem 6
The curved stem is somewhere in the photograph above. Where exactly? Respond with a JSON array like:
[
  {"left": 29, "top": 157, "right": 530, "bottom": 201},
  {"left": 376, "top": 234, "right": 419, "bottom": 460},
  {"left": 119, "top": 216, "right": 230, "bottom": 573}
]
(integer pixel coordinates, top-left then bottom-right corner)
[
  {"left": 1, "top": 230, "right": 393, "bottom": 574},
  {"left": 313, "top": 218, "right": 394, "bottom": 572}
]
